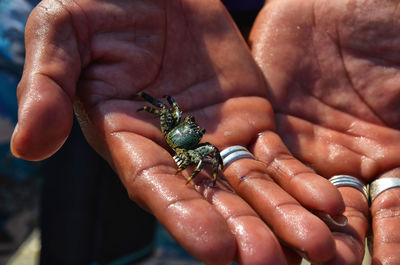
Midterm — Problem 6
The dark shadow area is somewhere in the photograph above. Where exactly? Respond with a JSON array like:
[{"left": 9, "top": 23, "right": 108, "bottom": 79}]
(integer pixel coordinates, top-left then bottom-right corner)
[{"left": 40, "top": 119, "right": 155, "bottom": 265}]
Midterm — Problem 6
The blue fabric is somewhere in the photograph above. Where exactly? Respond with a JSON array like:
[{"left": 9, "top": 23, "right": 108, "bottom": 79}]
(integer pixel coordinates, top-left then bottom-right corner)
[{"left": 0, "top": 0, "right": 41, "bottom": 234}]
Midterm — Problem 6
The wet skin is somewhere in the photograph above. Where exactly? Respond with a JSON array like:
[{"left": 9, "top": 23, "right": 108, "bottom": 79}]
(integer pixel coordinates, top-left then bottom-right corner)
[
  {"left": 8, "top": 0, "right": 360, "bottom": 264},
  {"left": 251, "top": 0, "right": 400, "bottom": 264}
]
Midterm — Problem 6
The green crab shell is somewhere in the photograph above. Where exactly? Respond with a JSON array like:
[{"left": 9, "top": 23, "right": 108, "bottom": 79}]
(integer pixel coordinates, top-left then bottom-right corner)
[{"left": 166, "top": 122, "right": 204, "bottom": 150}]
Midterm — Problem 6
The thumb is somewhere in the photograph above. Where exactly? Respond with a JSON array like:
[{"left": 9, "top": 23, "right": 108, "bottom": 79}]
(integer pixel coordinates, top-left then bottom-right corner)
[{"left": 10, "top": 1, "right": 87, "bottom": 160}]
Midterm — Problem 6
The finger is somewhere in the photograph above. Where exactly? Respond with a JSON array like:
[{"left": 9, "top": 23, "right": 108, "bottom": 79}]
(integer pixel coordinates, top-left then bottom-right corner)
[
  {"left": 195, "top": 183, "right": 290, "bottom": 265},
  {"left": 222, "top": 158, "right": 335, "bottom": 263},
  {"left": 253, "top": 130, "right": 346, "bottom": 217},
  {"left": 371, "top": 169, "right": 400, "bottom": 265},
  {"left": 325, "top": 186, "right": 369, "bottom": 265},
  {"left": 11, "top": 1, "right": 87, "bottom": 160}
]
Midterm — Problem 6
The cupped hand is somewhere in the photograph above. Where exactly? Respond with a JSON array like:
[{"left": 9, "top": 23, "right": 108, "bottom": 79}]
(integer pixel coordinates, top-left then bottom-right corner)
[
  {"left": 251, "top": 0, "right": 400, "bottom": 264},
  {"left": 11, "top": 0, "right": 346, "bottom": 264}
]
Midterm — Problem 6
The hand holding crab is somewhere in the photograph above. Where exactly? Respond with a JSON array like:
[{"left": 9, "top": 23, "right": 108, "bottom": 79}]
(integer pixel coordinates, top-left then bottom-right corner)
[
  {"left": 10, "top": 0, "right": 350, "bottom": 264},
  {"left": 137, "top": 92, "right": 223, "bottom": 185}
]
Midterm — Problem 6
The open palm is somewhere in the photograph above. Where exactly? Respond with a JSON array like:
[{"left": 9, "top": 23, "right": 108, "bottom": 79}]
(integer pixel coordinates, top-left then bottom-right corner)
[{"left": 251, "top": 0, "right": 400, "bottom": 264}]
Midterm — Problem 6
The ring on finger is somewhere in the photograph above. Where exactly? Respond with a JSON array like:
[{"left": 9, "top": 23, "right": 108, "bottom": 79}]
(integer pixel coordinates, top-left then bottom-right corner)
[
  {"left": 220, "top": 145, "right": 255, "bottom": 167},
  {"left": 369, "top": 178, "right": 400, "bottom": 203},
  {"left": 329, "top": 175, "right": 369, "bottom": 202}
]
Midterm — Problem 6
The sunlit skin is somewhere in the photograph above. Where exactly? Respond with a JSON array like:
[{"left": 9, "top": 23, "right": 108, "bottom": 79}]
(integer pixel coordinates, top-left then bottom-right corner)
[
  {"left": 251, "top": 0, "right": 400, "bottom": 264},
  {"left": 9, "top": 0, "right": 350, "bottom": 264}
]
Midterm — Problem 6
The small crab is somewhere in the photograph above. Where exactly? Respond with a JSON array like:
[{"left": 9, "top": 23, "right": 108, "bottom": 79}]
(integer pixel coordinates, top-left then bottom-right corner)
[{"left": 137, "top": 92, "right": 222, "bottom": 185}]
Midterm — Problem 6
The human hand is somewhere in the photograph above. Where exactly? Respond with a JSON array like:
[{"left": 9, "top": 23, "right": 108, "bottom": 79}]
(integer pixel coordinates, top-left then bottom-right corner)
[
  {"left": 11, "top": 0, "right": 345, "bottom": 264},
  {"left": 251, "top": 0, "right": 400, "bottom": 264}
]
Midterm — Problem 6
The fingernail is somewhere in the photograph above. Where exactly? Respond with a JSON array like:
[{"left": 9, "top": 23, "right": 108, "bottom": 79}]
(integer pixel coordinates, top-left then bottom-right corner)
[
  {"left": 315, "top": 211, "right": 348, "bottom": 228},
  {"left": 10, "top": 123, "right": 21, "bottom": 158}
]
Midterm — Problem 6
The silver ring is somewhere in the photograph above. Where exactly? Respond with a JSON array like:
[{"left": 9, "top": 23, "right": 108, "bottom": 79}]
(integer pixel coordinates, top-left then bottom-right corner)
[
  {"left": 370, "top": 178, "right": 400, "bottom": 203},
  {"left": 329, "top": 175, "right": 369, "bottom": 201},
  {"left": 220, "top": 145, "right": 255, "bottom": 167}
]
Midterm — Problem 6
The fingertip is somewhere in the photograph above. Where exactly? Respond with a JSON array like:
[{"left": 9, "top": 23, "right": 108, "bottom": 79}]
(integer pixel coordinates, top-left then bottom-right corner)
[
  {"left": 11, "top": 121, "right": 70, "bottom": 161},
  {"left": 163, "top": 200, "right": 236, "bottom": 265},
  {"left": 293, "top": 175, "right": 346, "bottom": 216},
  {"left": 11, "top": 84, "right": 73, "bottom": 161},
  {"left": 291, "top": 213, "right": 336, "bottom": 263},
  {"left": 232, "top": 216, "right": 288, "bottom": 265},
  {"left": 323, "top": 233, "right": 364, "bottom": 265},
  {"left": 302, "top": 229, "right": 336, "bottom": 263},
  {"left": 11, "top": 118, "right": 72, "bottom": 161}
]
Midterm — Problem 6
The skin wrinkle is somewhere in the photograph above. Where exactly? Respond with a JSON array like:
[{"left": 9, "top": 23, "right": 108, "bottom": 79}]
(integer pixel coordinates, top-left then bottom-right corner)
[
  {"left": 91, "top": 33, "right": 159, "bottom": 65},
  {"left": 332, "top": 232, "right": 365, "bottom": 262},
  {"left": 325, "top": 136, "right": 379, "bottom": 180},
  {"left": 177, "top": 80, "right": 224, "bottom": 113},
  {"left": 78, "top": 79, "right": 119, "bottom": 109},
  {"left": 258, "top": 147, "right": 293, "bottom": 172},
  {"left": 393, "top": 1, "right": 400, "bottom": 23},
  {"left": 345, "top": 207, "right": 368, "bottom": 224},
  {"left": 335, "top": 25, "right": 387, "bottom": 126},
  {"left": 234, "top": 168, "right": 274, "bottom": 187},
  {"left": 99, "top": 101, "right": 166, "bottom": 143},
  {"left": 228, "top": 167, "right": 307, "bottom": 222},
  {"left": 27, "top": 5, "right": 81, "bottom": 101},
  {"left": 374, "top": 207, "right": 400, "bottom": 220},
  {"left": 128, "top": 168, "right": 192, "bottom": 210},
  {"left": 156, "top": 3, "right": 220, "bottom": 108},
  {"left": 270, "top": 156, "right": 315, "bottom": 187},
  {"left": 280, "top": 2, "right": 392, "bottom": 127},
  {"left": 287, "top": 113, "right": 382, "bottom": 178},
  {"left": 68, "top": 0, "right": 92, "bottom": 67},
  {"left": 306, "top": 95, "right": 373, "bottom": 137},
  {"left": 35, "top": 72, "right": 75, "bottom": 106},
  {"left": 313, "top": 118, "right": 384, "bottom": 159},
  {"left": 128, "top": 155, "right": 175, "bottom": 185},
  {"left": 248, "top": 179, "right": 299, "bottom": 217},
  {"left": 126, "top": 3, "right": 166, "bottom": 93},
  {"left": 333, "top": 140, "right": 380, "bottom": 179},
  {"left": 165, "top": 196, "right": 206, "bottom": 215},
  {"left": 225, "top": 213, "right": 260, "bottom": 227},
  {"left": 277, "top": 95, "right": 360, "bottom": 139}
]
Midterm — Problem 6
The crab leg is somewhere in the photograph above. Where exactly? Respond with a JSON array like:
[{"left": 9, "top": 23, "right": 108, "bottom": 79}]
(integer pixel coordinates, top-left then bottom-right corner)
[
  {"left": 137, "top": 92, "right": 166, "bottom": 108},
  {"left": 136, "top": 106, "right": 161, "bottom": 115},
  {"left": 186, "top": 159, "right": 204, "bottom": 184},
  {"left": 163, "top": 95, "right": 182, "bottom": 124}
]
